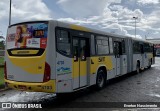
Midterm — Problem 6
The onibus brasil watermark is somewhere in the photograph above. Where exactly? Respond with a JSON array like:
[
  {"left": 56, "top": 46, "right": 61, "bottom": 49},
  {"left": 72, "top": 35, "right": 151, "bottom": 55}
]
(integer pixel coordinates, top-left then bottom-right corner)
[
  {"left": 124, "top": 103, "right": 158, "bottom": 108},
  {"left": 1, "top": 103, "right": 42, "bottom": 109}
]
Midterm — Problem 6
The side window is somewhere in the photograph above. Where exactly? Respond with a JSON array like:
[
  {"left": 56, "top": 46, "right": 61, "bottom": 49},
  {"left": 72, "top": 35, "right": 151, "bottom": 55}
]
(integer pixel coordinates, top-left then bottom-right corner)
[
  {"left": 150, "top": 44, "right": 153, "bottom": 52},
  {"left": 96, "top": 36, "right": 109, "bottom": 55},
  {"left": 109, "top": 37, "right": 113, "bottom": 54},
  {"left": 114, "top": 42, "right": 120, "bottom": 57},
  {"left": 133, "top": 41, "right": 141, "bottom": 53},
  {"left": 56, "top": 29, "right": 71, "bottom": 56},
  {"left": 140, "top": 44, "right": 144, "bottom": 53},
  {"left": 144, "top": 43, "right": 151, "bottom": 52},
  {"left": 122, "top": 40, "right": 125, "bottom": 54},
  {"left": 91, "top": 34, "right": 95, "bottom": 55},
  {"left": 117, "top": 42, "right": 120, "bottom": 55}
]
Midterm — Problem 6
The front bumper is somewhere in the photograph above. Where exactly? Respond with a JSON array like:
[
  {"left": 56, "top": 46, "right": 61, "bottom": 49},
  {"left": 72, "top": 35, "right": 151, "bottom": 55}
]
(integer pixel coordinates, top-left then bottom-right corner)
[{"left": 5, "top": 79, "right": 56, "bottom": 93}]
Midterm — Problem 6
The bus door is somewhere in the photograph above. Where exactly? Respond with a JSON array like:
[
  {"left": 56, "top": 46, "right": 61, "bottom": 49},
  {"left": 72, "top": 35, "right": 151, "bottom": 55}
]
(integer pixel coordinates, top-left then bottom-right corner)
[
  {"left": 114, "top": 41, "right": 121, "bottom": 76},
  {"left": 72, "top": 37, "right": 90, "bottom": 89}
]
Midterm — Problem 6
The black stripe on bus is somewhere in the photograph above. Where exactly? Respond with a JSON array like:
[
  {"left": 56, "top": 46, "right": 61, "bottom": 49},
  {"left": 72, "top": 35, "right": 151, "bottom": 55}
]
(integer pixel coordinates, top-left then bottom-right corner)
[{"left": 7, "top": 48, "right": 45, "bottom": 57}]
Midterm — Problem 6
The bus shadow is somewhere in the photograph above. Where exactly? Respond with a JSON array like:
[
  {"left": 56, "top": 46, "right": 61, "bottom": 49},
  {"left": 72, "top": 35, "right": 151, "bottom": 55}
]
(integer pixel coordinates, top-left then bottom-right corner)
[
  {"left": 29, "top": 67, "right": 155, "bottom": 108},
  {"left": 109, "top": 67, "right": 155, "bottom": 83}
]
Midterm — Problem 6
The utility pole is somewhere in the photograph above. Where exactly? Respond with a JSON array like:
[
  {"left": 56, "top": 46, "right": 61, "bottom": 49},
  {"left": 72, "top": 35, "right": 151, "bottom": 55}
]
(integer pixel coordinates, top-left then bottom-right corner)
[
  {"left": 133, "top": 17, "right": 138, "bottom": 38},
  {"left": 9, "top": 0, "right": 12, "bottom": 26}
]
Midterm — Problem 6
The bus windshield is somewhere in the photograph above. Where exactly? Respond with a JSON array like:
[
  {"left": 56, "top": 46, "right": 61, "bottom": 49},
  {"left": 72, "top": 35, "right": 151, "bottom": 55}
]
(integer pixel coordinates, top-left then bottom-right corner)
[{"left": 7, "top": 22, "right": 48, "bottom": 50}]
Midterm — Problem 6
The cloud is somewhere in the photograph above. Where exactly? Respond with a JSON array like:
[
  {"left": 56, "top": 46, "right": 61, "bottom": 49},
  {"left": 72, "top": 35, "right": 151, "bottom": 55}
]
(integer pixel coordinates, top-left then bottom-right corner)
[
  {"left": 57, "top": 0, "right": 107, "bottom": 17},
  {"left": 0, "top": 0, "right": 160, "bottom": 40},
  {"left": 57, "top": 0, "right": 160, "bottom": 39},
  {"left": 0, "top": 1, "right": 10, "bottom": 20},
  {"left": 57, "top": 0, "right": 143, "bottom": 37},
  {"left": 57, "top": 0, "right": 69, "bottom": 4},
  {"left": 138, "top": 0, "right": 159, "bottom": 5},
  {"left": 0, "top": 0, "right": 52, "bottom": 37},
  {"left": 57, "top": 0, "right": 122, "bottom": 18},
  {"left": 11, "top": 0, "right": 52, "bottom": 21},
  {"left": 58, "top": 18, "right": 92, "bottom": 25}
]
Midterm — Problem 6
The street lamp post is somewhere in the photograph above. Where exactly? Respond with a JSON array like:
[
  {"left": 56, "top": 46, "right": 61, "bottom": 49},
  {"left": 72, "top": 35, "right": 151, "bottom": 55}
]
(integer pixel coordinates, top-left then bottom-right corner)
[
  {"left": 9, "top": 0, "right": 12, "bottom": 26},
  {"left": 133, "top": 17, "right": 138, "bottom": 38}
]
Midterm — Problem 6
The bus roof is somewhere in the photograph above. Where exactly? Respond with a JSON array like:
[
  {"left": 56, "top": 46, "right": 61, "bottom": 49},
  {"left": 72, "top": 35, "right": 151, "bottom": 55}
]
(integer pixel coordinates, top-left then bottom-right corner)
[
  {"left": 8, "top": 20, "right": 154, "bottom": 44},
  {"left": 8, "top": 20, "right": 48, "bottom": 28}
]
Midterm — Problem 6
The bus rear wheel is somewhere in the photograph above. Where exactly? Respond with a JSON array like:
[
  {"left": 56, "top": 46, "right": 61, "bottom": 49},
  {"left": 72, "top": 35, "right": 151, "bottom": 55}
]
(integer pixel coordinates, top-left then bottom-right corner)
[{"left": 96, "top": 70, "right": 106, "bottom": 90}]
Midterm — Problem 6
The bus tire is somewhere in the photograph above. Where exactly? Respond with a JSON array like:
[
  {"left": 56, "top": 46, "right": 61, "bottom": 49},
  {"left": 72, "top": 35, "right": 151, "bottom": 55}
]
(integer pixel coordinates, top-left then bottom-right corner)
[
  {"left": 96, "top": 70, "right": 106, "bottom": 90},
  {"left": 136, "top": 62, "right": 140, "bottom": 74}
]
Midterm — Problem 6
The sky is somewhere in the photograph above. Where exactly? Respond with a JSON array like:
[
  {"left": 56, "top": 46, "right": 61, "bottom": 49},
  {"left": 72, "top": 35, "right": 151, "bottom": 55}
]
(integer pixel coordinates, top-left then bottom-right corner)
[{"left": 0, "top": 0, "right": 160, "bottom": 40}]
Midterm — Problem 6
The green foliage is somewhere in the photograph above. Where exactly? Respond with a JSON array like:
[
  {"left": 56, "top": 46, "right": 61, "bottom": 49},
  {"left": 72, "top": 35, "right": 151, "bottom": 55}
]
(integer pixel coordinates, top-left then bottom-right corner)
[
  {"left": 0, "top": 57, "right": 4, "bottom": 65},
  {"left": 0, "top": 68, "right": 4, "bottom": 85},
  {"left": 0, "top": 41, "right": 5, "bottom": 50}
]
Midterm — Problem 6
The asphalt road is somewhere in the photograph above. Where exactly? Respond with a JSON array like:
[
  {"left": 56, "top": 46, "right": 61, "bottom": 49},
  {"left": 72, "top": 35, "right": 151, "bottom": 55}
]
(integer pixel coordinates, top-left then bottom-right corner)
[{"left": 1, "top": 57, "right": 160, "bottom": 111}]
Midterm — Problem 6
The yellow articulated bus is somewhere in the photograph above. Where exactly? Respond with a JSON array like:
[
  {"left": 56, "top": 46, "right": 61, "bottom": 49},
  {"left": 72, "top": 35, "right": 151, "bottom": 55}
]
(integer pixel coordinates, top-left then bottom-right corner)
[{"left": 4, "top": 20, "right": 155, "bottom": 93}]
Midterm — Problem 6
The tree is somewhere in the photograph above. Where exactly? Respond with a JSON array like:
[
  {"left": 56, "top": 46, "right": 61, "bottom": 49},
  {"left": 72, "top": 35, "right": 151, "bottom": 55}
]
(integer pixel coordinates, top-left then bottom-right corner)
[{"left": 0, "top": 36, "right": 5, "bottom": 50}]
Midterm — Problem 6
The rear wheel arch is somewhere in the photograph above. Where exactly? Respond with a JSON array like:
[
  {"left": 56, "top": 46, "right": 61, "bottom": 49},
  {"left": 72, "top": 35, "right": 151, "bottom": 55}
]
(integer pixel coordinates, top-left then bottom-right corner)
[
  {"left": 137, "top": 60, "right": 140, "bottom": 66},
  {"left": 97, "top": 66, "right": 107, "bottom": 80},
  {"left": 95, "top": 66, "right": 107, "bottom": 89}
]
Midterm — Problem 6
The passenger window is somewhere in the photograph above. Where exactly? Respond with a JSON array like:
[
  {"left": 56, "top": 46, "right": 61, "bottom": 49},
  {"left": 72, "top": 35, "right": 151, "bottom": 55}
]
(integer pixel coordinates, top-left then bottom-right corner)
[
  {"left": 96, "top": 36, "right": 109, "bottom": 55},
  {"left": 114, "top": 42, "right": 120, "bottom": 57},
  {"left": 97, "top": 40, "right": 102, "bottom": 45},
  {"left": 122, "top": 40, "right": 125, "bottom": 54},
  {"left": 56, "top": 30, "right": 71, "bottom": 56},
  {"left": 109, "top": 37, "right": 113, "bottom": 53},
  {"left": 91, "top": 35, "right": 95, "bottom": 55},
  {"left": 133, "top": 41, "right": 141, "bottom": 53},
  {"left": 140, "top": 44, "right": 144, "bottom": 53},
  {"left": 102, "top": 40, "right": 108, "bottom": 46}
]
